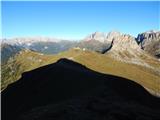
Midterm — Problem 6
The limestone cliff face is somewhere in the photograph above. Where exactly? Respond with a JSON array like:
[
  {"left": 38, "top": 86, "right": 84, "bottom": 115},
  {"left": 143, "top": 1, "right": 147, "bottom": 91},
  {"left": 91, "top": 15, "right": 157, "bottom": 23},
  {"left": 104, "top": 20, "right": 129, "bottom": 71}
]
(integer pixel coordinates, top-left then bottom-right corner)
[
  {"left": 105, "top": 32, "right": 147, "bottom": 66},
  {"left": 136, "top": 30, "right": 160, "bottom": 44},
  {"left": 84, "top": 31, "right": 147, "bottom": 66},
  {"left": 106, "top": 31, "right": 139, "bottom": 51},
  {"left": 136, "top": 30, "right": 160, "bottom": 57},
  {"left": 84, "top": 32, "right": 106, "bottom": 43},
  {"left": 85, "top": 31, "right": 140, "bottom": 50}
]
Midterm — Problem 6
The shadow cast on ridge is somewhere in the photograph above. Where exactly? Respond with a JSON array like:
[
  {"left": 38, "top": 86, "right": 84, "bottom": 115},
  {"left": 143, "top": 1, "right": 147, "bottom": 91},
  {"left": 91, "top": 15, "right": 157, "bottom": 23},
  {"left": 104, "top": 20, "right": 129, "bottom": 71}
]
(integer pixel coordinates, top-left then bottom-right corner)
[{"left": 2, "top": 58, "right": 160, "bottom": 120}]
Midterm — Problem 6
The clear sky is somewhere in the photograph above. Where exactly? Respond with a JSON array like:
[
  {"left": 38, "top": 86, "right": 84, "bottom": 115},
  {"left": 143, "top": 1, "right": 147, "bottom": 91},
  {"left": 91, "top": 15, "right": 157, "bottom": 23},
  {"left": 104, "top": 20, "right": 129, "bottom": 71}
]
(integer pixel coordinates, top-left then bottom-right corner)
[{"left": 2, "top": 1, "right": 160, "bottom": 39}]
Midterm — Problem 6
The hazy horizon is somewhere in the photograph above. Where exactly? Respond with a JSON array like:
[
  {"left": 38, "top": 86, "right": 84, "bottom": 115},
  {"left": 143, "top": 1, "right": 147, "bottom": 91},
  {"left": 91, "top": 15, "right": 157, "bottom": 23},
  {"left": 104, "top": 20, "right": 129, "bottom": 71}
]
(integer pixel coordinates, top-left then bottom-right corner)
[{"left": 2, "top": 1, "right": 159, "bottom": 39}]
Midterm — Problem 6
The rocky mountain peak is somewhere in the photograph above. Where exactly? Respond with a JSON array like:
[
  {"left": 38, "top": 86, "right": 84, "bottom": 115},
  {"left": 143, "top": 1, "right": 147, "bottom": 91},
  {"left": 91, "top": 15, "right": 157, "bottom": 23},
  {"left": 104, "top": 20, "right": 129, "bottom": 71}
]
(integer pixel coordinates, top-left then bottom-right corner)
[
  {"left": 105, "top": 31, "right": 121, "bottom": 42},
  {"left": 84, "top": 31, "right": 135, "bottom": 43},
  {"left": 136, "top": 30, "right": 160, "bottom": 43},
  {"left": 84, "top": 31, "right": 106, "bottom": 42},
  {"left": 106, "top": 31, "right": 135, "bottom": 41},
  {"left": 83, "top": 31, "right": 140, "bottom": 52},
  {"left": 145, "top": 30, "right": 159, "bottom": 34},
  {"left": 105, "top": 31, "right": 139, "bottom": 51},
  {"left": 136, "top": 30, "right": 160, "bottom": 57}
]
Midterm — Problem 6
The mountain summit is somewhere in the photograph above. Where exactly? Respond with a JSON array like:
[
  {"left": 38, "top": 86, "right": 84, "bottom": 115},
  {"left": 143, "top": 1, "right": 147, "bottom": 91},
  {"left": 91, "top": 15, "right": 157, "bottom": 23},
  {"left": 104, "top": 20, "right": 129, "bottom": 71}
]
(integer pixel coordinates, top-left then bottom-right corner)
[
  {"left": 2, "top": 30, "right": 159, "bottom": 57},
  {"left": 106, "top": 31, "right": 139, "bottom": 50},
  {"left": 84, "top": 31, "right": 106, "bottom": 42},
  {"left": 84, "top": 31, "right": 139, "bottom": 51},
  {"left": 136, "top": 30, "right": 160, "bottom": 57}
]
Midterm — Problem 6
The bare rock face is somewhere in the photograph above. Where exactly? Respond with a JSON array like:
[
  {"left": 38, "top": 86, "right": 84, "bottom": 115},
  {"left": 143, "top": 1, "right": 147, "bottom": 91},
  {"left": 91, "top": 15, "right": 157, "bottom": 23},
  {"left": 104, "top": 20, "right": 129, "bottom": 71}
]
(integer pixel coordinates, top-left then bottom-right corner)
[
  {"left": 84, "top": 31, "right": 140, "bottom": 52},
  {"left": 85, "top": 31, "right": 140, "bottom": 50},
  {"left": 80, "top": 32, "right": 110, "bottom": 52},
  {"left": 84, "top": 31, "right": 147, "bottom": 66},
  {"left": 84, "top": 32, "right": 106, "bottom": 43},
  {"left": 136, "top": 30, "right": 160, "bottom": 43},
  {"left": 104, "top": 32, "right": 156, "bottom": 69},
  {"left": 105, "top": 31, "right": 121, "bottom": 42},
  {"left": 106, "top": 31, "right": 139, "bottom": 51},
  {"left": 136, "top": 30, "right": 160, "bottom": 57}
]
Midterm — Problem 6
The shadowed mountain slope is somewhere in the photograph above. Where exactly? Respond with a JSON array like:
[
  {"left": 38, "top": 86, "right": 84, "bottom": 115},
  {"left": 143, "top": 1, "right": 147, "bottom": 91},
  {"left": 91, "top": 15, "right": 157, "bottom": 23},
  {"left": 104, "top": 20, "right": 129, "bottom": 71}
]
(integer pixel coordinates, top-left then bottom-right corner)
[
  {"left": 2, "top": 58, "right": 160, "bottom": 120},
  {"left": 1, "top": 43, "right": 22, "bottom": 64},
  {"left": 2, "top": 48, "right": 160, "bottom": 96}
]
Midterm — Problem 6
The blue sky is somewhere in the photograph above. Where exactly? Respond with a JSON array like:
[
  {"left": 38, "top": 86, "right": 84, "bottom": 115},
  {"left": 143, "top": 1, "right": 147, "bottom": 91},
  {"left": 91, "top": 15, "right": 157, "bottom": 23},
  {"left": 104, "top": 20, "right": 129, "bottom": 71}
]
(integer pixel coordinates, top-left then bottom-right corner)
[{"left": 2, "top": 1, "right": 160, "bottom": 39}]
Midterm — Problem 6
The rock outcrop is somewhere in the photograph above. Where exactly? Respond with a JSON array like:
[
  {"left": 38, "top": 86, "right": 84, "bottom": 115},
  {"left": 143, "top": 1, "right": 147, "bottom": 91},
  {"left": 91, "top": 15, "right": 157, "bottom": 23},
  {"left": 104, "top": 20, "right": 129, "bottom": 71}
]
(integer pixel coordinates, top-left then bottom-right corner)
[
  {"left": 106, "top": 31, "right": 139, "bottom": 51},
  {"left": 84, "top": 32, "right": 106, "bottom": 43},
  {"left": 136, "top": 30, "right": 160, "bottom": 58}
]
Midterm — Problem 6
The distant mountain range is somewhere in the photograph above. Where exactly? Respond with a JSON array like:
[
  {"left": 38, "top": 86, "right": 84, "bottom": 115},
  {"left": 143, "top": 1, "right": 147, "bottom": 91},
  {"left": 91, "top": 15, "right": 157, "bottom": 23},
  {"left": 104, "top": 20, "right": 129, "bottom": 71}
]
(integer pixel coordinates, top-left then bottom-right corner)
[
  {"left": 2, "top": 38, "right": 78, "bottom": 63},
  {"left": 1, "top": 30, "right": 160, "bottom": 89},
  {"left": 2, "top": 30, "right": 160, "bottom": 63},
  {"left": 1, "top": 30, "right": 160, "bottom": 120},
  {"left": 1, "top": 30, "right": 160, "bottom": 91}
]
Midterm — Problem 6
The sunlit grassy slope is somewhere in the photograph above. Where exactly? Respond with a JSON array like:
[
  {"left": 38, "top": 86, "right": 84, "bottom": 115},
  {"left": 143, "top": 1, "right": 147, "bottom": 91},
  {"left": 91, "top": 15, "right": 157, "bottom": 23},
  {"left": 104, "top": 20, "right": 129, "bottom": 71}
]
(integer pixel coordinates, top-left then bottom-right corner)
[{"left": 2, "top": 48, "right": 160, "bottom": 96}]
